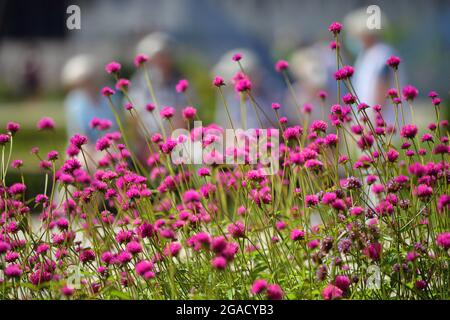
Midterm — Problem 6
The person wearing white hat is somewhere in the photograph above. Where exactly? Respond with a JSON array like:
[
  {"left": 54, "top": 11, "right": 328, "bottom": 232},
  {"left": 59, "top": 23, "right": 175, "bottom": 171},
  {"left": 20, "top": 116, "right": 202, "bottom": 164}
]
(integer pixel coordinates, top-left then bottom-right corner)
[
  {"left": 343, "top": 8, "right": 406, "bottom": 124},
  {"left": 128, "top": 32, "right": 184, "bottom": 134}
]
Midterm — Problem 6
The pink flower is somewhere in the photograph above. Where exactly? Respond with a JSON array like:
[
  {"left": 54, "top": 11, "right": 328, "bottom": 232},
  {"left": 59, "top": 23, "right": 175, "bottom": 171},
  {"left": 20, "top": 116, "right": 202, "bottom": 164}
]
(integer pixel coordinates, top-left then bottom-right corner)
[
  {"left": 387, "top": 148, "right": 399, "bottom": 162},
  {"left": 227, "top": 221, "right": 245, "bottom": 238},
  {"left": 5, "top": 264, "right": 22, "bottom": 278},
  {"left": 328, "top": 21, "right": 343, "bottom": 34},
  {"left": 386, "top": 55, "right": 401, "bottom": 69},
  {"left": 165, "top": 242, "right": 182, "bottom": 257},
  {"left": 436, "top": 232, "right": 450, "bottom": 249},
  {"left": 101, "top": 86, "right": 115, "bottom": 97},
  {"left": 402, "top": 85, "right": 419, "bottom": 101},
  {"left": 400, "top": 124, "right": 418, "bottom": 139},
  {"left": 275, "top": 60, "right": 289, "bottom": 72},
  {"left": 334, "top": 65, "right": 354, "bottom": 80},
  {"left": 335, "top": 275, "right": 351, "bottom": 291},
  {"left": 182, "top": 106, "right": 197, "bottom": 119},
  {"left": 290, "top": 229, "right": 305, "bottom": 241},
  {"left": 235, "top": 78, "right": 252, "bottom": 92},
  {"left": 135, "top": 260, "right": 154, "bottom": 279},
  {"left": 115, "top": 78, "right": 130, "bottom": 90},
  {"left": 363, "top": 242, "right": 382, "bottom": 261},
  {"left": 134, "top": 54, "right": 149, "bottom": 67},
  {"left": 126, "top": 241, "right": 142, "bottom": 255},
  {"left": 61, "top": 285, "right": 75, "bottom": 296},
  {"left": 232, "top": 53, "right": 242, "bottom": 61},
  {"left": 266, "top": 284, "right": 284, "bottom": 300},
  {"left": 6, "top": 122, "right": 20, "bottom": 135},
  {"left": 211, "top": 256, "right": 227, "bottom": 270},
  {"left": 322, "top": 284, "right": 343, "bottom": 300},
  {"left": 0, "top": 134, "right": 10, "bottom": 145},
  {"left": 96, "top": 137, "right": 111, "bottom": 151},
  {"left": 251, "top": 279, "right": 268, "bottom": 295},
  {"left": 9, "top": 183, "right": 26, "bottom": 195},
  {"left": 414, "top": 184, "right": 433, "bottom": 199},
  {"left": 175, "top": 79, "right": 189, "bottom": 93},
  {"left": 213, "top": 76, "right": 225, "bottom": 87},
  {"left": 183, "top": 189, "right": 201, "bottom": 203},
  {"left": 105, "top": 61, "right": 121, "bottom": 74},
  {"left": 160, "top": 106, "right": 175, "bottom": 119},
  {"left": 37, "top": 117, "right": 55, "bottom": 130},
  {"left": 271, "top": 102, "right": 281, "bottom": 110}
]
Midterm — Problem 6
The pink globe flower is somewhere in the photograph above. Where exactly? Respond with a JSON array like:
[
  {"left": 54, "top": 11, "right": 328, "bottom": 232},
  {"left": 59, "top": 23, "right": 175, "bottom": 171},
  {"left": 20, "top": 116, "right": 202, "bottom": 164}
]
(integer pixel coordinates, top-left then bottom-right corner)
[
  {"left": 436, "top": 232, "right": 450, "bottom": 250},
  {"left": 105, "top": 61, "right": 121, "bottom": 74},
  {"left": 37, "top": 117, "right": 55, "bottom": 130},
  {"left": 328, "top": 21, "right": 343, "bottom": 34},
  {"left": 322, "top": 284, "right": 343, "bottom": 300},
  {"left": 386, "top": 55, "right": 401, "bottom": 69},
  {"left": 213, "top": 76, "right": 225, "bottom": 87},
  {"left": 160, "top": 106, "right": 176, "bottom": 119},
  {"left": 275, "top": 60, "right": 289, "bottom": 72},
  {"left": 134, "top": 54, "right": 149, "bottom": 67},
  {"left": 175, "top": 79, "right": 189, "bottom": 93}
]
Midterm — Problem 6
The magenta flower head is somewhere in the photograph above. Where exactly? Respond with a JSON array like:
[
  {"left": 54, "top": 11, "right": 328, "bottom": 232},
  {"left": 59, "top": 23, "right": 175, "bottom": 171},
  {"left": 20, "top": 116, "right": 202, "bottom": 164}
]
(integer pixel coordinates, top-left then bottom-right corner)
[
  {"left": 160, "top": 106, "right": 175, "bottom": 119},
  {"left": 322, "top": 284, "right": 343, "bottom": 300},
  {"left": 400, "top": 124, "right": 418, "bottom": 139},
  {"left": 183, "top": 189, "right": 201, "bottom": 203},
  {"left": 12, "top": 159, "right": 23, "bottom": 169},
  {"left": 135, "top": 260, "right": 154, "bottom": 279},
  {"left": 334, "top": 65, "right": 354, "bottom": 80},
  {"left": 290, "top": 229, "right": 305, "bottom": 241},
  {"left": 271, "top": 102, "right": 281, "bottom": 110},
  {"left": 275, "top": 60, "right": 289, "bottom": 72},
  {"left": 213, "top": 76, "right": 225, "bottom": 87},
  {"left": 175, "top": 79, "right": 189, "bottom": 93},
  {"left": 387, "top": 148, "right": 399, "bottom": 162},
  {"left": 4, "top": 264, "right": 22, "bottom": 278},
  {"left": 402, "top": 85, "right": 419, "bottom": 101},
  {"left": 115, "top": 78, "right": 130, "bottom": 90},
  {"left": 105, "top": 61, "right": 121, "bottom": 74},
  {"left": 251, "top": 279, "right": 268, "bottom": 295},
  {"left": 436, "top": 232, "right": 450, "bottom": 250},
  {"left": 6, "top": 122, "right": 20, "bottom": 135},
  {"left": 318, "top": 90, "right": 328, "bottom": 100},
  {"left": 101, "top": 86, "right": 115, "bottom": 97},
  {"left": 134, "top": 53, "right": 149, "bottom": 67},
  {"left": 0, "top": 134, "right": 10, "bottom": 146},
  {"left": 335, "top": 275, "right": 351, "bottom": 292},
  {"left": 211, "top": 256, "right": 227, "bottom": 270},
  {"left": 227, "top": 221, "right": 245, "bottom": 238},
  {"left": 37, "top": 117, "right": 55, "bottom": 130},
  {"left": 182, "top": 106, "right": 197, "bottom": 120},
  {"left": 328, "top": 21, "right": 343, "bottom": 34},
  {"left": 266, "top": 284, "right": 284, "bottom": 300},
  {"left": 232, "top": 53, "right": 242, "bottom": 62},
  {"left": 96, "top": 137, "right": 111, "bottom": 151},
  {"left": 145, "top": 103, "right": 156, "bottom": 112},
  {"left": 235, "top": 78, "right": 252, "bottom": 92},
  {"left": 9, "top": 182, "right": 26, "bottom": 195},
  {"left": 386, "top": 55, "right": 401, "bottom": 69},
  {"left": 61, "top": 285, "right": 75, "bottom": 297}
]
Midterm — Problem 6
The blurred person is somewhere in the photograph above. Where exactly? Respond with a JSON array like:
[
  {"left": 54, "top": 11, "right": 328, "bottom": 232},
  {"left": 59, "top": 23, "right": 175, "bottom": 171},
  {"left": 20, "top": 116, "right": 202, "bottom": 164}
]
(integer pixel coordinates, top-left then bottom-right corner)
[
  {"left": 212, "top": 48, "right": 278, "bottom": 130},
  {"left": 129, "top": 32, "right": 185, "bottom": 133},
  {"left": 62, "top": 54, "right": 121, "bottom": 167},
  {"left": 344, "top": 8, "right": 405, "bottom": 124},
  {"left": 285, "top": 43, "right": 336, "bottom": 127},
  {"left": 21, "top": 43, "right": 42, "bottom": 98}
]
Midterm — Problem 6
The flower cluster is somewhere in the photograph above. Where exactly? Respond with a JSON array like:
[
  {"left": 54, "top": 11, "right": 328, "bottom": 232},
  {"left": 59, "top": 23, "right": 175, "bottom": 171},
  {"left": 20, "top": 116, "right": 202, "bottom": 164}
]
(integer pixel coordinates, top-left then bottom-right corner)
[{"left": 0, "top": 21, "right": 448, "bottom": 301}]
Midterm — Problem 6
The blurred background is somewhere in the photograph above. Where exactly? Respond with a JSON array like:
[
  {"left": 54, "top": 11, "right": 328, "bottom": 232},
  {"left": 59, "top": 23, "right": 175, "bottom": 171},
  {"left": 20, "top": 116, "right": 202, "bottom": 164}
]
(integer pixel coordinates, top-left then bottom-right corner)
[{"left": 0, "top": 0, "right": 449, "bottom": 193}]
